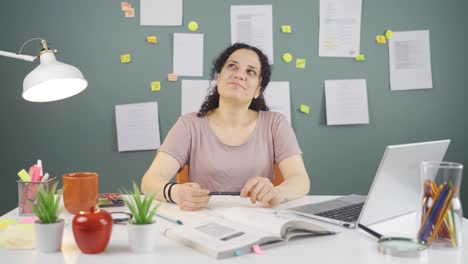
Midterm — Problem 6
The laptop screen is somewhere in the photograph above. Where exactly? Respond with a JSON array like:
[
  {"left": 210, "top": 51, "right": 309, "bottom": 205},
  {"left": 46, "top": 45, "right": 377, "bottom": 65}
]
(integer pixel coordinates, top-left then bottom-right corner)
[{"left": 358, "top": 140, "right": 450, "bottom": 226}]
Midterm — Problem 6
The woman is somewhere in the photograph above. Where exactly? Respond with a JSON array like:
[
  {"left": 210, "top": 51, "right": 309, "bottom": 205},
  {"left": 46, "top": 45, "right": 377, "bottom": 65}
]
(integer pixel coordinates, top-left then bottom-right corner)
[{"left": 141, "top": 43, "right": 310, "bottom": 211}]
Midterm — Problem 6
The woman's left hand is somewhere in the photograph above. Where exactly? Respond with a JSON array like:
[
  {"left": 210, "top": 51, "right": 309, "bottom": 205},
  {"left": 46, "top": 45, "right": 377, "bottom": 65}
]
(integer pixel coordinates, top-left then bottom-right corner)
[{"left": 240, "top": 176, "right": 282, "bottom": 206}]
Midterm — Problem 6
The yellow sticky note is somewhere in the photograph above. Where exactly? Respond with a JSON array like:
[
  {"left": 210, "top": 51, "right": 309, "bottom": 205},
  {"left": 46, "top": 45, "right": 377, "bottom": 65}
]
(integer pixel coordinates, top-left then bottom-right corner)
[
  {"left": 375, "top": 35, "right": 386, "bottom": 44},
  {"left": 17, "top": 169, "right": 31, "bottom": 182},
  {"left": 125, "top": 8, "right": 135, "bottom": 18},
  {"left": 188, "top": 21, "right": 199, "bottom": 31},
  {"left": 0, "top": 224, "right": 8, "bottom": 230},
  {"left": 120, "top": 54, "right": 131, "bottom": 64},
  {"left": 354, "top": 54, "right": 366, "bottom": 61},
  {"left": 121, "top": 1, "right": 131, "bottom": 11},
  {"left": 281, "top": 25, "right": 292, "bottom": 33},
  {"left": 295, "top": 58, "right": 306, "bottom": 69},
  {"left": 299, "top": 104, "right": 310, "bottom": 114},
  {"left": 16, "top": 224, "right": 34, "bottom": 229},
  {"left": 167, "top": 73, "right": 178, "bottom": 82},
  {"left": 282, "top": 53, "right": 293, "bottom": 63},
  {"left": 151, "top": 81, "right": 161, "bottom": 91},
  {"left": 385, "top": 29, "right": 393, "bottom": 39},
  {"left": 146, "top": 36, "right": 158, "bottom": 43},
  {"left": 0, "top": 219, "right": 17, "bottom": 225},
  {"left": 0, "top": 224, "right": 35, "bottom": 249}
]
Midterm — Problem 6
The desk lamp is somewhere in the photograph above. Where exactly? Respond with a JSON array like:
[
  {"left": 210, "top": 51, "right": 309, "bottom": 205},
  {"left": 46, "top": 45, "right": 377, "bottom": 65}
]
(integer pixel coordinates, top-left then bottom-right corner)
[{"left": 0, "top": 38, "right": 88, "bottom": 102}]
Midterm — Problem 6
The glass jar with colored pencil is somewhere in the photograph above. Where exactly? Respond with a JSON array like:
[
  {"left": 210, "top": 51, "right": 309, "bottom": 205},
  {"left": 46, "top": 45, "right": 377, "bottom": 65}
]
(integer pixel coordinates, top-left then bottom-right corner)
[{"left": 418, "top": 161, "right": 463, "bottom": 248}]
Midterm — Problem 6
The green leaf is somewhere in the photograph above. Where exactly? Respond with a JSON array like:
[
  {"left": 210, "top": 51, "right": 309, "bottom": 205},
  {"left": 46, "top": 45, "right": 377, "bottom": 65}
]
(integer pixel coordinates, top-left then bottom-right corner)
[
  {"left": 120, "top": 181, "right": 159, "bottom": 224},
  {"left": 30, "top": 181, "right": 62, "bottom": 223}
]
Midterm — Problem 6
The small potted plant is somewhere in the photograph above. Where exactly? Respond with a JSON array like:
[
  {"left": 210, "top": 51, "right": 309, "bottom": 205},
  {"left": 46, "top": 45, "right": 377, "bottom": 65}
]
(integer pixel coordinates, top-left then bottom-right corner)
[
  {"left": 121, "top": 181, "right": 160, "bottom": 253},
  {"left": 31, "top": 181, "right": 64, "bottom": 253}
]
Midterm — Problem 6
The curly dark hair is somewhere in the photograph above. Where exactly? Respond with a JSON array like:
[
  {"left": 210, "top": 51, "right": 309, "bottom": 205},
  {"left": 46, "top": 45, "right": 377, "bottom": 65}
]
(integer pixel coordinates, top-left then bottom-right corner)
[{"left": 197, "top": 43, "right": 271, "bottom": 117}]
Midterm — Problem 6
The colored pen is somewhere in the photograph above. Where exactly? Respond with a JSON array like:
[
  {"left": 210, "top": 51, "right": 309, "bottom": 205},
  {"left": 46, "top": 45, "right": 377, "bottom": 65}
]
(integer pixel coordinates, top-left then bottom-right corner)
[
  {"left": 209, "top": 192, "right": 241, "bottom": 196},
  {"left": 155, "top": 213, "right": 183, "bottom": 225}
]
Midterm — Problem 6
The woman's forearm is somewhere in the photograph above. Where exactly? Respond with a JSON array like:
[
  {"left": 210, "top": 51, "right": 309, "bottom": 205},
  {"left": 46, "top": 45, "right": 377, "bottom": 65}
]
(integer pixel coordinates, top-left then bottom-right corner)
[
  {"left": 275, "top": 174, "right": 310, "bottom": 203},
  {"left": 141, "top": 172, "right": 168, "bottom": 202}
]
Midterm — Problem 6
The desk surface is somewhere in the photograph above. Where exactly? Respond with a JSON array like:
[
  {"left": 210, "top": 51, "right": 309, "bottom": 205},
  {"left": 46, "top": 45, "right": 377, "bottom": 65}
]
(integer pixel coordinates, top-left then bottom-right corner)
[{"left": 1, "top": 196, "right": 467, "bottom": 264}]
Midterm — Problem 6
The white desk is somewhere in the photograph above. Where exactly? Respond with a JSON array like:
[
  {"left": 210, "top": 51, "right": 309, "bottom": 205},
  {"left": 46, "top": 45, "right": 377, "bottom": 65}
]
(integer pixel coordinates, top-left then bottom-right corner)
[{"left": 1, "top": 196, "right": 467, "bottom": 264}]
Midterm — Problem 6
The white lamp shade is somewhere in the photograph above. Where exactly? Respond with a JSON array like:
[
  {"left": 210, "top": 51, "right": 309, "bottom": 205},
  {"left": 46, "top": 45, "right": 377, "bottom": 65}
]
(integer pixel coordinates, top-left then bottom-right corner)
[{"left": 22, "top": 52, "right": 88, "bottom": 102}]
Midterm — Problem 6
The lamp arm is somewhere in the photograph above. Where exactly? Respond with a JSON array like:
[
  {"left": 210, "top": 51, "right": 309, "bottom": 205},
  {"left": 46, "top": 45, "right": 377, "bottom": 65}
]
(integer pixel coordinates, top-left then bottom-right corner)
[
  {"left": 0, "top": 50, "right": 36, "bottom": 62},
  {"left": 0, "top": 38, "right": 46, "bottom": 62}
]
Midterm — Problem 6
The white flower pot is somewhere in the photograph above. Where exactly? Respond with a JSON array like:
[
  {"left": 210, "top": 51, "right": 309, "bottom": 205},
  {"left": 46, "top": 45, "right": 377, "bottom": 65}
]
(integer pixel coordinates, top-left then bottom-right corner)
[
  {"left": 128, "top": 221, "right": 157, "bottom": 253},
  {"left": 34, "top": 218, "right": 64, "bottom": 253}
]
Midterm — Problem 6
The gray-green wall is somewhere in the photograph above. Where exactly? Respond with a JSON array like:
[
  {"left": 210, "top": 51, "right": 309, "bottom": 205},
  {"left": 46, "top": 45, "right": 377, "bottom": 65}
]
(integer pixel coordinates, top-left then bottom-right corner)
[{"left": 1, "top": 0, "right": 467, "bottom": 216}]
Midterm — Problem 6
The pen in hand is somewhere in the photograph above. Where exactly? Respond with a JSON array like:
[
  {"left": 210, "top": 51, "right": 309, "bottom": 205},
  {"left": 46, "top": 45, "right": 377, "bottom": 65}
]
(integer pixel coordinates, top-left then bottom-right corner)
[{"left": 209, "top": 192, "right": 241, "bottom": 196}]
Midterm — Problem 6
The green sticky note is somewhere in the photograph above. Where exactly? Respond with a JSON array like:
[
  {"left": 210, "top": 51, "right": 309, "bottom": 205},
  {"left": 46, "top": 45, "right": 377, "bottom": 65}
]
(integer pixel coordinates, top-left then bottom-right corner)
[
  {"left": 385, "top": 29, "right": 393, "bottom": 39},
  {"left": 0, "top": 219, "right": 17, "bottom": 225},
  {"left": 296, "top": 58, "right": 306, "bottom": 69},
  {"left": 281, "top": 25, "right": 292, "bottom": 33},
  {"left": 300, "top": 104, "right": 310, "bottom": 114},
  {"left": 17, "top": 169, "right": 31, "bottom": 182},
  {"left": 354, "top": 54, "right": 366, "bottom": 61}
]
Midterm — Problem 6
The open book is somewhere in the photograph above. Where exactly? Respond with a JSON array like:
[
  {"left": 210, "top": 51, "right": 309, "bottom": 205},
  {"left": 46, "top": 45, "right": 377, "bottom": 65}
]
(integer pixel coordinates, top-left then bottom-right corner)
[{"left": 158, "top": 197, "right": 337, "bottom": 259}]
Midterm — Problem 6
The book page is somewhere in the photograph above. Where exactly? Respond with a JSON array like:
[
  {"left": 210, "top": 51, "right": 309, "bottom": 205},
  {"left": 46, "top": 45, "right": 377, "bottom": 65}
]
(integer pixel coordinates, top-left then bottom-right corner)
[
  {"left": 221, "top": 207, "right": 336, "bottom": 239},
  {"left": 157, "top": 196, "right": 262, "bottom": 225},
  {"left": 165, "top": 217, "right": 277, "bottom": 259},
  {"left": 221, "top": 207, "right": 288, "bottom": 237}
]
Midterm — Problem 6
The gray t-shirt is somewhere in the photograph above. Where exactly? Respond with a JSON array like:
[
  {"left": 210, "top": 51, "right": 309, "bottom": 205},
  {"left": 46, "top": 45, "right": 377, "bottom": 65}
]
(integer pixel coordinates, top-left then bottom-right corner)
[{"left": 158, "top": 111, "right": 302, "bottom": 192}]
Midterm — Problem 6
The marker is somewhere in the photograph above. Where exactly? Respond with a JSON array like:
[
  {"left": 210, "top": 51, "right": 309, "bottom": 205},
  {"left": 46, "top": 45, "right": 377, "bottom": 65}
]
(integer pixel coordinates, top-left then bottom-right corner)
[
  {"left": 41, "top": 173, "right": 49, "bottom": 182},
  {"left": 37, "top": 159, "right": 43, "bottom": 176},
  {"left": 209, "top": 192, "right": 241, "bottom": 196},
  {"left": 29, "top": 165, "right": 41, "bottom": 182},
  {"left": 155, "top": 213, "right": 183, "bottom": 225}
]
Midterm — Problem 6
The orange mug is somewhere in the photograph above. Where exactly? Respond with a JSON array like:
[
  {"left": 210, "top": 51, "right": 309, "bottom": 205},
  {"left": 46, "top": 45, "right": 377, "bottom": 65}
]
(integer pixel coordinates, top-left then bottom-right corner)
[{"left": 63, "top": 172, "right": 98, "bottom": 214}]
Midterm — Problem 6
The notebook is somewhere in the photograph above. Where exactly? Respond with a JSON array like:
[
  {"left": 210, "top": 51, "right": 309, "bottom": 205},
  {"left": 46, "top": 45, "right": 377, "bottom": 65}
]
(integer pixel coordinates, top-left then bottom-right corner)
[{"left": 288, "top": 140, "right": 450, "bottom": 228}]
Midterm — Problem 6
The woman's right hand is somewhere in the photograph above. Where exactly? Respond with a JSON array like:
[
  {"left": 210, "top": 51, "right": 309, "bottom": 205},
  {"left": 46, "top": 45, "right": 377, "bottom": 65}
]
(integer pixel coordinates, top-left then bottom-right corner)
[{"left": 171, "top": 182, "right": 210, "bottom": 211}]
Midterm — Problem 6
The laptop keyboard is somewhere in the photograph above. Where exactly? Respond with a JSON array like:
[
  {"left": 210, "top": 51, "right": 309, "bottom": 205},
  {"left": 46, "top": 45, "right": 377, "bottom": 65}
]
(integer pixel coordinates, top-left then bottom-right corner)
[{"left": 316, "top": 202, "right": 364, "bottom": 223}]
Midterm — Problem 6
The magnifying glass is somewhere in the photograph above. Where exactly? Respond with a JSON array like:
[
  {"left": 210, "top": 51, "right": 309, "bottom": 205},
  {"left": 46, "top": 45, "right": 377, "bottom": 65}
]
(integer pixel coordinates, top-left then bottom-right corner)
[
  {"left": 358, "top": 224, "right": 428, "bottom": 257},
  {"left": 110, "top": 212, "right": 133, "bottom": 224}
]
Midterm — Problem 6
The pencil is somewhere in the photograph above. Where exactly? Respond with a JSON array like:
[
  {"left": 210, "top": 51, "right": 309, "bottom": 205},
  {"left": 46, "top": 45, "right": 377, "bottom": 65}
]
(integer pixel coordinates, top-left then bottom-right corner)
[
  {"left": 155, "top": 213, "right": 183, "bottom": 225},
  {"left": 209, "top": 192, "right": 241, "bottom": 196},
  {"left": 429, "top": 188, "right": 453, "bottom": 245}
]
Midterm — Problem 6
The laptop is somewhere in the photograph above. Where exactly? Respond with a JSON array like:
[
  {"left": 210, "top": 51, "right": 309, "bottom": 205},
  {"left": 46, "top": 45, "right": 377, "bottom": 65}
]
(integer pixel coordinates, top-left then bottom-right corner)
[{"left": 288, "top": 140, "right": 450, "bottom": 228}]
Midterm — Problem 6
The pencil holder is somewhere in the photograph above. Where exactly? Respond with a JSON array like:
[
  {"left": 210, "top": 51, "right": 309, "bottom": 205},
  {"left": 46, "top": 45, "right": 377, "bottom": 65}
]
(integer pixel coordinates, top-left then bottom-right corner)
[
  {"left": 417, "top": 161, "right": 463, "bottom": 248},
  {"left": 17, "top": 177, "right": 57, "bottom": 216}
]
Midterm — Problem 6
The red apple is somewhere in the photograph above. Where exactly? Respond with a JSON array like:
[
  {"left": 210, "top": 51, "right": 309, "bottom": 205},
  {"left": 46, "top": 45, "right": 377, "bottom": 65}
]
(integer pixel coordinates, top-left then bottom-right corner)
[{"left": 72, "top": 207, "right": 113, "bottom": 254}]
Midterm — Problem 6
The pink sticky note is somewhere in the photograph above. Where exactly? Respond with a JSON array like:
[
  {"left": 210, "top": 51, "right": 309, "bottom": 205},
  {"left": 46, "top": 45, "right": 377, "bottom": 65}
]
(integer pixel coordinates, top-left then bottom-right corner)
[
  {"left": 19, "top": 217, "right": 38, "bottom": 224},
  {"left": 252, "top": 244, "right": 265, "bottom": 256}
]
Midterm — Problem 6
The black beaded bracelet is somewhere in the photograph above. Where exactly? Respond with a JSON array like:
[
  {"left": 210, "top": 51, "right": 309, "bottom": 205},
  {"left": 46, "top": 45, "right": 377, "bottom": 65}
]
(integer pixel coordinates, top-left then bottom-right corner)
[
  {"left": 167, "top": 183, "right": 177, "bottom": 204},
  {"left": 163, "top": 182, "right": 172, "bottom": 202}
]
